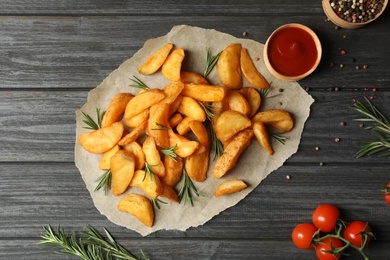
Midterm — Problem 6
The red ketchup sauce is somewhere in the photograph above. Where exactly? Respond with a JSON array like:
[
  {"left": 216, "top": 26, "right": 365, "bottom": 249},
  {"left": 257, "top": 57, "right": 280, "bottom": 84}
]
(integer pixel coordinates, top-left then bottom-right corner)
[{"left": 267, "top": 27, "right": 318, "bottom": 77}]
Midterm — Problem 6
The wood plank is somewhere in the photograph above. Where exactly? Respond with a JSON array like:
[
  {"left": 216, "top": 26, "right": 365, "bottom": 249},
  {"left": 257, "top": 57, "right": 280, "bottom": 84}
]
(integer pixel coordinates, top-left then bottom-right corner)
[
  {"left": 1, "top": 163, "right": 389, "bottom": 238},
  {"left": 1, "top": 238, "right": 389, "bottom": 260},
  {"left": 1, "top": 0, "right": 324, "bottom": 15},
  {"left": 0, "top": 15, "right": 389, "bottom": 90},
  {"left": 1, "top": 90, "right": 389, "bottom": 163}
]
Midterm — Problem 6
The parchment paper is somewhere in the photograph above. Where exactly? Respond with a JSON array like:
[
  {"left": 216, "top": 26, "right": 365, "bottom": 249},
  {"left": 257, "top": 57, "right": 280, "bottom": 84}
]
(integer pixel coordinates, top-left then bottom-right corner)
[{"left": 75, "top": 25, "right": 315, "bottom": 236}]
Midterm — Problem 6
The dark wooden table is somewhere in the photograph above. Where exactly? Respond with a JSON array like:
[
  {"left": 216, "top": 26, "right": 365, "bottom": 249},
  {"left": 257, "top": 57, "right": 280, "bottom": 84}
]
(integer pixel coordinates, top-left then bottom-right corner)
[{"left": 1, "top": 1, "right": 389, "bottom": 259}]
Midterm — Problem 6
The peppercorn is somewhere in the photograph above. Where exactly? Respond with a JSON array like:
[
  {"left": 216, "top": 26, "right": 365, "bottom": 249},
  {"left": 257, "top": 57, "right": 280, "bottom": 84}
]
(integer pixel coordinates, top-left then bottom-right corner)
[
  {"left": 340, "top": 63, "right": 344, "bottom": 68},
  {"left": 356, "top": 65, "right": 360, "bottom": 70},
  {"left": 363, "top": 64, "right": 368, "bottom": 69},
  {"left": 335, "top": 138, "right": 341, "bottom": 142},
  {"left": 340, "top": 121, "right": 346, "bottom": 126},
  {"left": 330, "top": 0, "right": 385, "bottom": 23},
  {"left": 341, "top": 49, "right": 347, "bottom": 55}
]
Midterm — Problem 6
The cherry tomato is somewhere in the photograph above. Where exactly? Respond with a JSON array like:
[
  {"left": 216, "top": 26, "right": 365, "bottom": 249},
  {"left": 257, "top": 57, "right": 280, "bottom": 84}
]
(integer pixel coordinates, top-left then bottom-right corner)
[
  {"left": 385, "top": 182, "right": 390, "bottom": 205},
  {"left": 292, "top": 223, "right": 318, "bottom": 249},
  {"left": 343, "top": 221, "right": 373, "bottom": 247},
  {"left": 312, "top": 204, "right": 340, "bottom": 232},
  {"left": 315, "top": 237, "right": 344, "bottom": 260}
]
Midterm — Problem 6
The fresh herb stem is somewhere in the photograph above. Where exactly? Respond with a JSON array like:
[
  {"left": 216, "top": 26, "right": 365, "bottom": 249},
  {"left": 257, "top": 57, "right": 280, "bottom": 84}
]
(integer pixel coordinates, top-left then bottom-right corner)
[
  {"left": 94, "top": 170, "right": 112, "bottom": 195},
  {"left": 271, "top": 134, "right": 286, "bottom": 145},
  {"left": 144, "top": 162, "right": 156, "bottom": 184},
  {"left": 259, "top": 88, "right": 281, "bottom": 100},
  {"left": 151, "top": 122, "right": 169, "bottom": 130},
  {"left": 204, "top": 49, "right": 221, "bottom": 78},
  {"left": 39, "top": 225, "right": 149, "bottom": 260},
  {"left": 161, "top": 145, "right": 178, "bottom": 162},
  {"left": 178, "top": 169, "right": 199, "bottom": 206},
  {"left": 151, "top": 198, "right": 167, "bottom": 210},
  {"left": 353, "top": 97, "right": 390, "bottom": 158},
  {"left": 198, "top": 101, "right": 215, "bottom": 121},
  {"left": 82, "top": 108, "right": 105, "bottom": 130},
  {"left": 129, "top": 76, "right": 150, "bottom": 90}
]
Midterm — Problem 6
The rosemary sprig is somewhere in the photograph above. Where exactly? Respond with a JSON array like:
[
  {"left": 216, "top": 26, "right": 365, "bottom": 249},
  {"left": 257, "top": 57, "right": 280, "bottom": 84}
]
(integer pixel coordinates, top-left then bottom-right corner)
[
  {"left": 204, "top": 49, "right": 221, "bottom": 78},
  {"left": 205, "top": 119, "right": 224, "bottom": 160},
  {"left": 39, "top": 225, "right": 149, "bottom": 260},
  {"left": 144, "top": 162, "right": 156, "bottom": 184},
  {"left": 161, "top": 145, "right": 178, "bottom": 161},
  {"left": 198, "top": 101, "right": 215, "bottom": 121},
  {"left": 94, "top": 170, "right": 112, "bottom": 195},
  {"left": 178, "top": 169, "right": 199, "bottom": 206},
  {"left": 259, "top": 88, "right": 281, "bottom": 100},
  {"left": 82, "top": 108, "right": 105, "bottom": 130},
  {"left": 151, "top": 198, "right": 168, "bottom": 210},
  {"left": 129, "top": 76, "right": 149, "bottom": 90},
  {"left": 353, "top": 97, "right": 390, "bottom": 158},
  {"left": 151, "top": 122, "right": 169, "bottom": 130},
  {"left": 271, "top": 134, "right": 287, "bottom": 145},
  {"left": 198, "top": 101, "right": 224, "bottom": 159}
]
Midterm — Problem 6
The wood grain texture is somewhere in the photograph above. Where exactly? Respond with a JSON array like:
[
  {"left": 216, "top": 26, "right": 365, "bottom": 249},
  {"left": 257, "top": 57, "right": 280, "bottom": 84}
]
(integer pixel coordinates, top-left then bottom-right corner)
[{"left": 1, "top": 0, "right": 390, "bottom": 259}]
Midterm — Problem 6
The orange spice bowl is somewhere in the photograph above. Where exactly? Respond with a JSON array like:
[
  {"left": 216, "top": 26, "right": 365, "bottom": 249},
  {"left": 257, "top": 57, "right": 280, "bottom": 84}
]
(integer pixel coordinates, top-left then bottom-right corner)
[
  {"left": 263, "top": 23, "right": 322, "bottom": 81},
  {"left": 322, "top": 0, "right": 388, "bottom": 29}
]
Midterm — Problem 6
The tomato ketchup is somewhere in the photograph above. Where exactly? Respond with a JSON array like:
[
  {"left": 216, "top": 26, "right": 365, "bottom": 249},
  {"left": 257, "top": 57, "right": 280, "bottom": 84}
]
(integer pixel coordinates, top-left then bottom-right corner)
[{"left": 267, "top": 26, "right": 318, "bottom": 77}]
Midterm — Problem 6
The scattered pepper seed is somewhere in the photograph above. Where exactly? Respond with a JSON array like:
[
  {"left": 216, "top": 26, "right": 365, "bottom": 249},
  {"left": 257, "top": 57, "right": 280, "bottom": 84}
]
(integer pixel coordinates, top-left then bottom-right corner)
[
  {"left": 242, "top": 31, "right": 247, "bottom": 36},
  {"left": 319, "top": 162, "right": 324, "bottom": 166},
  {"left": 355, "top": 65, "right": 360, "bottom": 70},
  {"left": 372, "top": 88, "right": 377, "bottom": 92},
  {"left": 334, "top": 87, "right": 340, "bottom": 91},
  {"left": 335, "top": 137, "right": 341, "bottom": 142},
  {"left": 341, "top": 49, "right": 347, "bottom": 55},
  {"left": 342, "top": 35, "right": 347, "bottom": 39},
  {"left": 369, "top": 95, "right": 374, "bottom": 100},
  {"left": 286, "top": 175, "right": 291, "bottom": 180},
  {"left": 359, "top": 123, "right": 364, "bottom": 127},
  {"left": 363, "top": 64, "right": 368, "bottom": 69},
  {"left": 340, "top": 63, "right": 344, "bottom": 68},
  {"left": 305, "top": 87, "right": 310, "bottom": 92},
  {"left": 279, "top": 88, "right": 284, "bottom": 92},
  {"left": 315, "top": 146, "right": 320, "bottom": 151},
  {"left": 352, "top": 98, "right": 356, "bottom": 103},
  {"left": 335, "top": 25, "right": 340, "bottom": 30},
  {"left": 340, "top": 121, "right": 346, "bottom": 126},
  {"left": 254, "top": 57, "right": 260, "bottom": 61}
]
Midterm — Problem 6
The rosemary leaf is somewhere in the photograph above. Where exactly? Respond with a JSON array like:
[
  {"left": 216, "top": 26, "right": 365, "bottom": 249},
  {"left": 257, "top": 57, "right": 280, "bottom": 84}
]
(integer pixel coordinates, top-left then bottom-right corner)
[
  {"left": 151, "top": 198, "right": 168, "bottom": 210},
  {"left": 129, "top": 76, "right": 150, "bottom": 90},
  {"left": 144, "top": 162, "right": 156, "bottom": 184},
  {"left": 204, "top": 49, "right": 221, "bottom": 78},
  {"left": 161, "top": 145, "right": 178, "bottom": 162},
  {"left": 259, "top": 88, "right": 281, "bottom": 100},
  {"left": 151, "top": 122, "right": 169, "bottom": 130},
  {"left": 94, "top": 170, "right": 112, "bottom": 195},
  {"left": 353, "top": 97, "right": 390, "bottom": 158},
  {"left": 271, "top": 134, "right": 287, "bottom": 145},
  {"left": 178, "top": 169, "right": 199, "bottom": 206},
  {"left": 82, "top": 108, "right": 105, "bottom": 130},
  {"left": 198, "top": 101, "right": 215, "bottom": 121}
]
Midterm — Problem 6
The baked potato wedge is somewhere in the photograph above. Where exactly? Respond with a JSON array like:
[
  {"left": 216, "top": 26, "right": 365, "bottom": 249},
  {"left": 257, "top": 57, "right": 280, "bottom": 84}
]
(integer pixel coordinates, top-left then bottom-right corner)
[
  {"left": 123, "top": 141, "right": 146, "bottom": 170},
  {"left": 214, "top": 110, "right": 251, "bottom": 142},
  {"left": 213, "top": 129, "right": 254, "bottom": 178},
  {"left": 177, "top": 96, "right": 206, "bottom": 122},
  {"left": 110, "top": 150, "right": 135, "bottom": 196},
  {"left": 253, "top": 121, "right": 273, "bottom": 155},
  {"left": 117, "top": 194, "right": 154, "bottom": 227},
  {"left": 98, "top": 144, "right": 120, "bottom": 170},
  {"left": 181, "top": 83, "right": 226, "bottom": 102},
  {"left": 130, "top": 170, "right": 163, "bottom": 199},
  {"left": 180, "top": 71, "right": 209, "bottom": 84},
  {"left": 137, "top": 43, "right": 174, "bottom": 75},
  {"left": 252, "top": 109, "right": 294, "bottom": 133},
  {"left": 217, "top": 43, "right": 242, "bottom": 90},
  {"left": 162, "top": 155, "right": 183, "bottom": 187},
  {"left": 124, "top": 89, "right": 165, "bottom": 120},
  {"left": 78, "top": 121, "right": 124, "bottom": 154},
  {"left": 162, "top": 48, "right": 185, "bottom": 81},
  {"left": 240, "top": 87, "right": 261, "bottom": 118},
  {"left": 142, "top": 137, "right": 165, "bottom": 177},
  {"left": 240, "top": 48, "right": 270, "bottom": 89},
  {"left": 101, "top": 93, "right": 133, "bottom": 128},
  {"left": 215, "top": 179, "right": 248, "bottom": 197}
]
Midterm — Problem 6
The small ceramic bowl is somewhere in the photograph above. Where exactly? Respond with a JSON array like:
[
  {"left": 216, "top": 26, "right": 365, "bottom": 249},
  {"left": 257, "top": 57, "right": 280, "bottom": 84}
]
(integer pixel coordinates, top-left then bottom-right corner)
[
  {"left": 322, "top": 0, "right": 388, "bottom": 29},
  {"left": 263, "top": 23, "right": 322, "bottom": 81}
]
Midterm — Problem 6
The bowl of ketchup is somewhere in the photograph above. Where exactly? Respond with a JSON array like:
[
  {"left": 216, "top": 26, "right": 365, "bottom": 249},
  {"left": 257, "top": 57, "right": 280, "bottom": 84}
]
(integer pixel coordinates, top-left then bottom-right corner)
[{"left": 263, "top": 23, "right": 322, "bottom": 81}]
